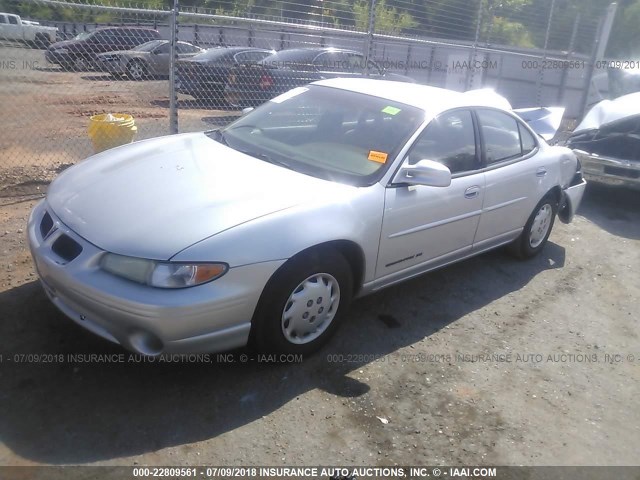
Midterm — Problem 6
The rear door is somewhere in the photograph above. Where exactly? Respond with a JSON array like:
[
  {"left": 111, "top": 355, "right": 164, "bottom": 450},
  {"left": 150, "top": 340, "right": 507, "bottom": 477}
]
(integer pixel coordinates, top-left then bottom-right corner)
[{"left": 473, "top": 108, "right": 547, "bottom": 249}]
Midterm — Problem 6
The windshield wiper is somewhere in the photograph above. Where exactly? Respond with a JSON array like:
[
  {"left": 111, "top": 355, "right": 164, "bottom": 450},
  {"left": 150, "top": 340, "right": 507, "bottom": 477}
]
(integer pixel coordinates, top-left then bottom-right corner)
[
  {"left": 209, "top": 129, "right": 228, "bottom": 145},
  {"left": 239, "top": 149, "right": 293, "bottom": 171}
]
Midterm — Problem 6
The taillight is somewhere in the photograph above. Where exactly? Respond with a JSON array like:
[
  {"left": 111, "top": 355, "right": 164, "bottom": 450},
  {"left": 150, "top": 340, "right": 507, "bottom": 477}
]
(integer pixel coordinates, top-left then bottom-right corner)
[{"left": 259, "top": 73, "right": 273, "bottom": 90}]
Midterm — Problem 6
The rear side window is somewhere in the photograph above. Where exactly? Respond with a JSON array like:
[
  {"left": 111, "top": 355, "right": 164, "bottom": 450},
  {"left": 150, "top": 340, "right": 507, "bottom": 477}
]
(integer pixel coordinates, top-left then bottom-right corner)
[
  {"left": 177, "top": 43, "right": 199, "bottom": 54},
  {"left": 0, "top": 16, "right": 8, "bottom": 24},
  {"left": 234, "top": 50, "right": 271, "bottom": 64},
  {"left": 477, "top": 109, "right": 522, "bottom": 164},
  {"left": 519, "top": 123, "right": 537, "bottom": 154}
]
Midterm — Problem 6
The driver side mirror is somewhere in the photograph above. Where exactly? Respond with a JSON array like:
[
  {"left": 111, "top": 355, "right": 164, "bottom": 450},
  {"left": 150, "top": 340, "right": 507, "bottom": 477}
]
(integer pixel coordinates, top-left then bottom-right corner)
[
  {"left": 394, "top": 159, "right": 452, "bottom": 187},
  {"left": 241, "top": 107, "right": 254, "bottom": 116}
]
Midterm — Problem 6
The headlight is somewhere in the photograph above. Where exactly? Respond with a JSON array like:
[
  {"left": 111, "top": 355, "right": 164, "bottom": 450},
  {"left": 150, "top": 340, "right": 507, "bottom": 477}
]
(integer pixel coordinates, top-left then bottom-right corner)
[
  {"left": 52, "top": 48, "right": 68, "bottom": 54},
  {"left": 101, "top": 253, "right": 228, "bottom": 288}
]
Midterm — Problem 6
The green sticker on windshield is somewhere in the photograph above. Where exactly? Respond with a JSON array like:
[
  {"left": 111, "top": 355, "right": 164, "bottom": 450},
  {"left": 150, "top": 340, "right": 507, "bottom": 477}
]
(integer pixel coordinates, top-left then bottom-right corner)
[{"left": 382, "top": 106, "right": 401, "bottom": 115}]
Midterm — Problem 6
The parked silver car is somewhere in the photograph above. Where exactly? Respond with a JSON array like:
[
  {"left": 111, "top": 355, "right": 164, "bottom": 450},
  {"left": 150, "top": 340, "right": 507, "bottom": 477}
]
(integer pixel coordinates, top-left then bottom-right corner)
[
  {"left": 96, "top": 39, "right": 203, "bottom": 79},
  {"left": 28, "top": 78, "right": 586, "bottom": 356}
]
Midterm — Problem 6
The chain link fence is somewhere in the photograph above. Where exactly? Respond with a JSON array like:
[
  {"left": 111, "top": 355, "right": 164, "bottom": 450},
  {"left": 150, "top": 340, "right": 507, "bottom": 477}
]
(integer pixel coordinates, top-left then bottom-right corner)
[{"left": 0, "top": 0, "right": 616, "bottom": 192}]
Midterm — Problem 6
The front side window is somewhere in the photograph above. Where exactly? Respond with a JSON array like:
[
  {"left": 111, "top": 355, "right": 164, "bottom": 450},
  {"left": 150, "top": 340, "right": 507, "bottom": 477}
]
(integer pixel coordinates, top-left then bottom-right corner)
[
  {"left": 155, "top": 43, "right": 170, "bottom": 54},
  {"left": 215, "top": 85, "right": 425, "bottom": 186},
  {"left": 477, "top": 109, "right": 523, "bottom": 164},
  {"left": 407, "top": 110, "right": 477, "bottom": 174},
  {"left": 8, "top": 16, "right": 18, "bottom": 25}
]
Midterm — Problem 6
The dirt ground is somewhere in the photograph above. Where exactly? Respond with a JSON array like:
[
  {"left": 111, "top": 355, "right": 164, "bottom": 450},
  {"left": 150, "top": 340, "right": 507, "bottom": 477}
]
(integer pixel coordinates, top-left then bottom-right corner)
[{"left": 0, "top": 43, "right": 639, "bottom": 468}]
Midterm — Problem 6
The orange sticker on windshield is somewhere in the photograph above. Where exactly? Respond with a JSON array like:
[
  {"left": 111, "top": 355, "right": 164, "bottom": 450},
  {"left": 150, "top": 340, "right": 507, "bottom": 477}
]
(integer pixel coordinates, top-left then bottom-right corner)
[{"left": 368, "top": 150, "right": 388, "bottom": 163}]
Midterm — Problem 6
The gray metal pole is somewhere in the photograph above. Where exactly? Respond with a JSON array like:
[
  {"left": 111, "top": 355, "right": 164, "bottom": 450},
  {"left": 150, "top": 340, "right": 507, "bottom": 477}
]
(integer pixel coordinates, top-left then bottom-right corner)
[
  {"left": 363, "top": 0, "right": 376, "bottom": 75},
  {"left": 536, "top": 0, "right": 557, "bottom": 105},
  {"left": 557, "top": 13, "right": 580, "bottom": 104},
  {"left": 594, "top": 2, "right": 617, "bottom": 61},
  {"left": 169, "top": 0, "right": 179, "bottom": 135},
  {"left": 466, "top": 0, "right": 484, "bottom": 90},
  {"left": 579, "top": 2, "right": 618, "bottom": 119}
]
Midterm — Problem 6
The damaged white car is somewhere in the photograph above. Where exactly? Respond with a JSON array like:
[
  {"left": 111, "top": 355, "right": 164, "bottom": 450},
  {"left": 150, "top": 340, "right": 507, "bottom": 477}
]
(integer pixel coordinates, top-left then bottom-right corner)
[
  {"left": 567, "top": 91, "right": 640, "bottom": 188},
  {"left": 28, "top": 78, "right": 586, "bottom": 356}
]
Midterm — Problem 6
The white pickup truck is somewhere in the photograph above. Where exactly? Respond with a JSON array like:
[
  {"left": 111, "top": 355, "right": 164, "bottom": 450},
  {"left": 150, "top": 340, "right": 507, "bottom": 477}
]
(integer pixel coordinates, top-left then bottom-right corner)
[{"left": 0, "top": 12, "right": 57, "bottom": 47}]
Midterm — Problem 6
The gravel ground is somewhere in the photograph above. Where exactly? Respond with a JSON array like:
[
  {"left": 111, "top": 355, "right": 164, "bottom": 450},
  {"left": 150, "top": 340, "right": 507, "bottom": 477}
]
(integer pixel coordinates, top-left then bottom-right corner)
[{"left": 0, "top": 43, "right": 639, "bottom": 469}]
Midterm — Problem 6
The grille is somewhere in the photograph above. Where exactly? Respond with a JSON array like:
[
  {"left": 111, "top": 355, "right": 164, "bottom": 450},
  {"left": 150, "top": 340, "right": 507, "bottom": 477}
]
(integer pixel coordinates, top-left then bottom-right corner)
[
  {"left": 40, "top": 211, "right": 54, "bottom": 238},
  {"left": 51, "top": 234, "right": 83, "bottom": 262}
]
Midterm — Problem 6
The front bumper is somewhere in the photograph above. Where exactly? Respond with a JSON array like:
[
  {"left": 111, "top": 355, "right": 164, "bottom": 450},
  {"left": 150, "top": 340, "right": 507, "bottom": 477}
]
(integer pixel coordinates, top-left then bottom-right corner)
[
  {"left": 558, "top": 176, "right": 587, "bottom": 224},
  {"left": 573, "top": 149, "right": 640, "bottom": 189},
  {"left": 28, "top": 200, "right": 284, "bottom": 355}
]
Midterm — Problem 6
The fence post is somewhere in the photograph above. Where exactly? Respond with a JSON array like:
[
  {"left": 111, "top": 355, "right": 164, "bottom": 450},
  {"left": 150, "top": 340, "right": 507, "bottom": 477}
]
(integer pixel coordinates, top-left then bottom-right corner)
[
  {"left": 579, "top": 2, "right": 618, "bottom": 119},
  {"left": 536, "top": 0, "right": 557, "bottom": 106},
  {"left": 557, "top": 13, "right": 580, "bottom": 104},
  {"left": 363, "top": 0, "right": 376, "bottom": 75},
  {"left": 169, "top": 0, "right": 179, "bottom": 135},
  {"left": 466, "top": 0, "right": 484, "bottom": 90}
]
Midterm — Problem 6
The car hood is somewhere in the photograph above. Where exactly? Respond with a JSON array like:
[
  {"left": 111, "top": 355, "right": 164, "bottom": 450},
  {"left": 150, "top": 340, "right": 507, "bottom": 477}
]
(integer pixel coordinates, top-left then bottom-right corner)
[
  {"left": 48, "top": 39, "right": 78, "bottom": 50},
  {"left": 47, "top": 132, "right": 354, "bottom": 260},
  {"left": 574, "top": 91, "right": 640, "bottom": 132}
]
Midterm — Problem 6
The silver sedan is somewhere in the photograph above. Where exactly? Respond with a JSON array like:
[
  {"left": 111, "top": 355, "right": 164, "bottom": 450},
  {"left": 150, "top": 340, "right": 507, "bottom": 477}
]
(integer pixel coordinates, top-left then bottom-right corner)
[
  {"left": 95, "top": 39, "right": 203, "bottom": 79},
  {"left": 28, "top": 78, "right": 586, "bottom": 356}
]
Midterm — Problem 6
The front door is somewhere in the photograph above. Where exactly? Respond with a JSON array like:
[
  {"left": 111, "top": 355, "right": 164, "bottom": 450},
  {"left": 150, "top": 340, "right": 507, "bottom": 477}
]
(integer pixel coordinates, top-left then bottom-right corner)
[{"left": 377, "top": 109, "right": 484, "bottom": 278}]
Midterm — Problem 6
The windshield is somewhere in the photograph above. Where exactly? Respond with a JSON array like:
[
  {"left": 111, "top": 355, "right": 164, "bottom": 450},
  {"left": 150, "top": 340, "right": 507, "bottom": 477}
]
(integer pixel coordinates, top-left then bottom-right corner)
[
  {"left": 74, "top": 32, "right": 92, "bottom": 40},
  {"left": 133, "top": 40, "right": 166, "bottom": 52},
  {"left": 214, "top": 85, "right": 424, "bottom": 186}
]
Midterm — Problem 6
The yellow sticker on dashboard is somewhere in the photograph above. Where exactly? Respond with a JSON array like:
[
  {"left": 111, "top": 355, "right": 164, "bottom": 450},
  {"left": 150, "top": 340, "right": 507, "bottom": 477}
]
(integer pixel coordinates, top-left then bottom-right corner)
[
  {"left": 382, "top": 106, "right": 401, "bottom": 115},
  {"left": 368, "top": 150, "right": 388, "bottom": 163}
]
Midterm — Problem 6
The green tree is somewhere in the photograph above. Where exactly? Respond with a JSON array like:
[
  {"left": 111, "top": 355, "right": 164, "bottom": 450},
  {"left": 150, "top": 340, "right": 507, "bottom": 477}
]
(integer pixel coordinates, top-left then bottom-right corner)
[
  {"left": 607, "top": 0, "right": 640, "bottom": 57},
  {"left": 353, "top": 0, "right": 417, "bottom": 34}
]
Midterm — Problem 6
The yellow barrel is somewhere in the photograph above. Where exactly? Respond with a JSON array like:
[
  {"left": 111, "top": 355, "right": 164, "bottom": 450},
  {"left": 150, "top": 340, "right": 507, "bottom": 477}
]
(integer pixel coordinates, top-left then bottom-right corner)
[{"left": 88, "top": 113, "right": 138, "bottom": 153}]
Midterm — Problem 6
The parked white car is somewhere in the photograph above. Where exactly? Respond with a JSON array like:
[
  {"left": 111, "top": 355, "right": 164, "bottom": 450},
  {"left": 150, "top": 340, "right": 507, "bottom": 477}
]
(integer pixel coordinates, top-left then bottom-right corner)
[
  {"left": 28, "top": 79, "right": 586, "bottom": 357},
  {"left": 0, "top": 12, "right": 57, "bottom": 47}
]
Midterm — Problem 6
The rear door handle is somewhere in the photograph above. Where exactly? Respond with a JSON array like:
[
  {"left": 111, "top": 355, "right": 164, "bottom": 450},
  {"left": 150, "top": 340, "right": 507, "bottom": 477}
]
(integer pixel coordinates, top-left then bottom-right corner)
[
  {"left": 464, "top": 186, "right": 480, "bottom": 199},
  {"left": 536, "top": 167, "right": 547, "bottom": 177}
]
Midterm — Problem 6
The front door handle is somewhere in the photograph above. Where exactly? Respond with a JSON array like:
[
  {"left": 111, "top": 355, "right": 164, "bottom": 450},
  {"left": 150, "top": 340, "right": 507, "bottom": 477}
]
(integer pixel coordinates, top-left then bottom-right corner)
[
  {"left": 536, "top": 167, "right": 547, "bottom": 177},
  {"left": 464, "top": 186, "right": 480, "bottom": 199}
]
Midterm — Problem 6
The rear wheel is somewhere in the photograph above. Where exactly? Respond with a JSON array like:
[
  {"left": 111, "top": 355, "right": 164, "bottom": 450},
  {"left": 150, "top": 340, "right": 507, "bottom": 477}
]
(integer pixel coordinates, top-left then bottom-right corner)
[
  {"left": 127, "top": 60, "right": 149, "bottom": 80},
  {"left": 73, "top": 56, "right": 91, "bottom": 71},
  {"left": 250, "top": 248, "right": 353, "bottom": 355},
  {"left": 510, "top": 194, "right": 558, "bottom": 259},
  {"left": 33, "top": 33, "right": 50, "bottom": 49}
]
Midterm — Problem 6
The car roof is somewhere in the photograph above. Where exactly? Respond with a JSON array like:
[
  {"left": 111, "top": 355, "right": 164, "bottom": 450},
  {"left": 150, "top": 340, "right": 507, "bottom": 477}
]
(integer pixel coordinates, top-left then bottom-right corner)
[
  {"left": 208, "top": 46, "right": 272, "bottom": 52},
  {"left": 94, "top": 26, "right": 158, "bottom": 32},
  {"left": 312, "top": 78, "right": 513, "bottom": 117}
]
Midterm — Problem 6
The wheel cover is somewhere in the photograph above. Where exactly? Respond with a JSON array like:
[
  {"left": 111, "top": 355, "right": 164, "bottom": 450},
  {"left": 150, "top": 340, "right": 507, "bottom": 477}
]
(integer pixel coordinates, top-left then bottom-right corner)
[
  {"left": 129, "top": 62, "right": 145, "bottom": 79},
  {"left": 529, "top": 203, "right": 553, "bottom": 248},
  {"left": 74, "top": 57, "right": 88, "bottom": 70},
  {"left": 281, "top": 273, "right": 340, "bottom": 345}
]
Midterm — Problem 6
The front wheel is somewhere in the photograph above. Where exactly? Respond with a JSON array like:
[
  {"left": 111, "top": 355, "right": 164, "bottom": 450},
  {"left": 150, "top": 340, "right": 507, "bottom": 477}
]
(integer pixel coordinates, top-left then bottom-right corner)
[
  {"left": 510, "top": 194, "right": 558, "bottom": 259},
  {"left": 250, "top": 249, "right": 353, "bottom": 355},
  {"left": 127, "top": 60, "right": 149, "bottom": 80}
]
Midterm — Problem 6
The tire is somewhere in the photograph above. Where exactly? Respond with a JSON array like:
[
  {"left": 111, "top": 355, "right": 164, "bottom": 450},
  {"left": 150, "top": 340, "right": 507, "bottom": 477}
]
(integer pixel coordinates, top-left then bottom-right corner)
[
  {"left": 33, "top": 33, "right": 50, "bottom": 49},
  {"left": 126, "top": 60, "right": 149, "bottom": 80},
  {"left": 510, "top": 193, "right": 558, "bottom": 259},
  {"left": 250, "top": 248, "right": 353, "bottom": 355},
  {"left": 73, "top": 56, "right": 91, "bottom": 72}
]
